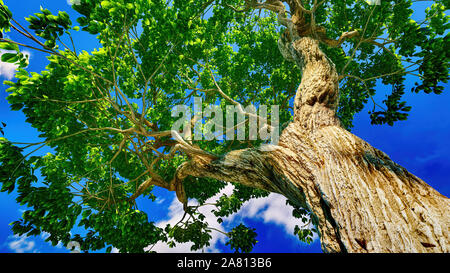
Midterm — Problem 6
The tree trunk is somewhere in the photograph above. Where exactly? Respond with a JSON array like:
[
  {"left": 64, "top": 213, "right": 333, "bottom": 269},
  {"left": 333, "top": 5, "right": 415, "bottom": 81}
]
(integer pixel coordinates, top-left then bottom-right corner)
[
  {"left": 272, "top": 123, "right": 450, "bottom": 253},
  {"left": 178, "top": 37, "right": 449, "bottom": 253}
]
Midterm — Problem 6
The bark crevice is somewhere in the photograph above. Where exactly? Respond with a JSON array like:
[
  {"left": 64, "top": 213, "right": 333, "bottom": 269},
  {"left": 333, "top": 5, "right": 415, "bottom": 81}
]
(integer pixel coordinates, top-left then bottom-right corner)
[{"left": 319, "top": 196, "right": 348, "bottom": 253}]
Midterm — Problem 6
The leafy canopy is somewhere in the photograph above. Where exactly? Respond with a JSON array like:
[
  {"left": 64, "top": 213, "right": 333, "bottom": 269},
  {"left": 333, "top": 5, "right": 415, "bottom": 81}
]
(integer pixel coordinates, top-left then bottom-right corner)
[{"left": 0, "top": 0, "right": 448, "bottom": 252}]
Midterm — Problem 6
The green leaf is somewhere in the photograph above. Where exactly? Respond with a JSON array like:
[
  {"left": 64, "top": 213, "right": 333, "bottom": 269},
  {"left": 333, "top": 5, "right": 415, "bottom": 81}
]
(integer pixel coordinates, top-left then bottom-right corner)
[
  {"left": 0, "top": 41, "right": 18, "bottom": 51},
  {"left": 1, "top": 52, "right": 17, "bottom": 63}
]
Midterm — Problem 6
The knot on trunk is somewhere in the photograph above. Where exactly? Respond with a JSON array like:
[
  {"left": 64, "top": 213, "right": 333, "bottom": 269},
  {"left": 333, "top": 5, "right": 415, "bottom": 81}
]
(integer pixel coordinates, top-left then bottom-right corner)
[{"left": 287, "top": 37, "right": 341, "bottom": 129}]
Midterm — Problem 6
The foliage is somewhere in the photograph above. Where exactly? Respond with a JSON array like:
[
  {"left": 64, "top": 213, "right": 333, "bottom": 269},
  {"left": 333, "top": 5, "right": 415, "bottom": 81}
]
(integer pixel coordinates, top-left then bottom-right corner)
[
  {"left": 0, "top": 122, "right": 5, "bottom": 136},
  {"left": 166, "top": 219, "right": 213, "bottom": 251},
  {"left": 225, "top": 223, "right": 258, "bottom": 253},
  {"left": 0, "top": 0, "right": 448, "bottom": 252}
]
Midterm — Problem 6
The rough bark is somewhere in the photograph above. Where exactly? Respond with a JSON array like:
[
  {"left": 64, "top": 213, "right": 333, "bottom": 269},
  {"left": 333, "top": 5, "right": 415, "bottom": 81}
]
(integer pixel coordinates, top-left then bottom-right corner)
[
  {"left": 273, "top": 123, "right": 450, "bottom": 253},
  {"left": 177, "top": 36, "right": 449, "bottom": 253}
]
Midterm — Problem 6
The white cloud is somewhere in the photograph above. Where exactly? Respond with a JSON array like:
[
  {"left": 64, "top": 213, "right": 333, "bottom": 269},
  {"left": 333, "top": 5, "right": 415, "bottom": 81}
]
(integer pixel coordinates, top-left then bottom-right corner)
[
  {"left": 40, "top": 232, "right": 50, "bottom": 240},
  {"left": 155, "top": 197, "right": 166, "bottom": 205},
  {"left": 231, "top": 193, "right": 319, "bottom": 242},
  {"left": 111, "top": 247, "right": 120, "bottom": 253},
  {"left": 228, "top": 193, "right": 303, "bottom": 235},
  {"left": 149, "top": 183, "right": 317, "bottom": 253},
  {"left": 149, "top": 184, "right": 234, "bottom": 253},
  {"left": 0, "top": 50, "right": 31, "bottom": 80},
  {"left": 8, "top": 235, "right": 37, "bottom": 253},
  {"left": 67, "top": 0, "right": 80, "bottom": 5},
  {"left": 40, "top": 232, "right": 64, "bottom": 249},
  {"left": 6, "top": 185, "right": 317, "bottom": 253},
  {"left": 0, "top": 53, "right": 18, "bottom": 80}
]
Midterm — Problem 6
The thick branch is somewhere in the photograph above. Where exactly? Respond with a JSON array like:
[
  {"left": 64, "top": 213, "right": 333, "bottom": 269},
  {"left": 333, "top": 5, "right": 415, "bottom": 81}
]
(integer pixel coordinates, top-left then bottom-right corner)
[
  {"left": 173, "top": 144, "right": 309, "bottom": 208},
  {"left": 319, "top": 30, "right": 360, "bottom": 48}
]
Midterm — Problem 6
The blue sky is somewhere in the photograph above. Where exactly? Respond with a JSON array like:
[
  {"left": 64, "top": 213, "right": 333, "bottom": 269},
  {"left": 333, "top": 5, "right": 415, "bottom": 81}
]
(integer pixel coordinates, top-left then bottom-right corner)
[{"left": 0, "top": 0, "right": 448, "bottom": 253}]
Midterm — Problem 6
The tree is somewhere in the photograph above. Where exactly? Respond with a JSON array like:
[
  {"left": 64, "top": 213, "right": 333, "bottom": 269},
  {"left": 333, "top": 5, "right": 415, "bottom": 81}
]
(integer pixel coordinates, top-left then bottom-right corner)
[{"left": 0, "top": 0, "right": 448, "bottom": 253}]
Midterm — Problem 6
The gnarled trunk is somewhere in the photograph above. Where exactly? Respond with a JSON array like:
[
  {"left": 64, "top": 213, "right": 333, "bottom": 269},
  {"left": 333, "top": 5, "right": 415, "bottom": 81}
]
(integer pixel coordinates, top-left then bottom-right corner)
[
  {"left": 271, "top": 123, "right": 450, "bottom": 252},
  {"left": 177, "top": 37, "right": 449, "bottom": 253}
]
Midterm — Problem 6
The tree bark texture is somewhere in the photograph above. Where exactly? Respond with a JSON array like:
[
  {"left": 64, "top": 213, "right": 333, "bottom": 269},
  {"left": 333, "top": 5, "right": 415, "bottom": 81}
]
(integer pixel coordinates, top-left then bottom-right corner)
[{"left": 178, "top": 37, "right": 449, "bottom": 253}]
